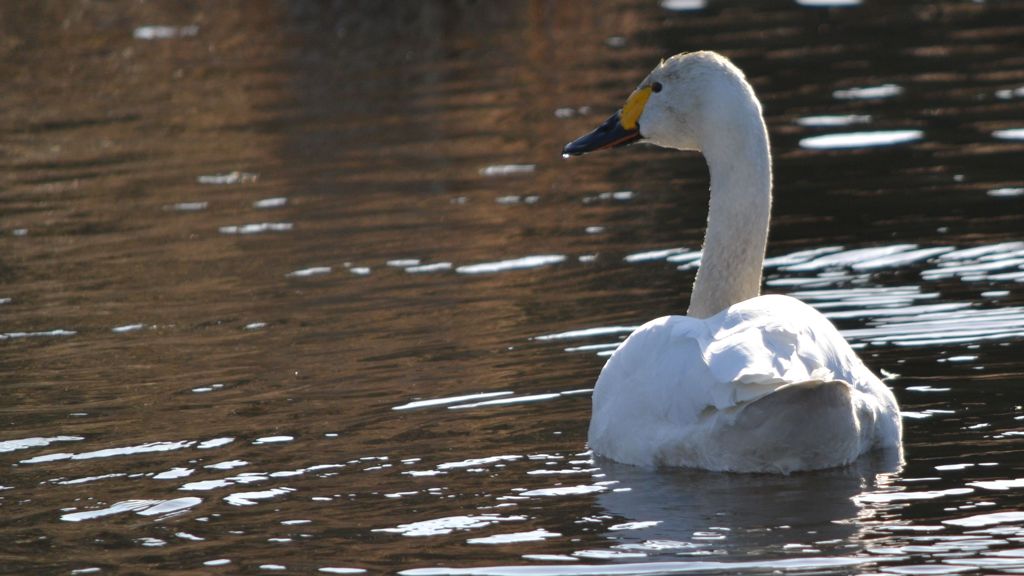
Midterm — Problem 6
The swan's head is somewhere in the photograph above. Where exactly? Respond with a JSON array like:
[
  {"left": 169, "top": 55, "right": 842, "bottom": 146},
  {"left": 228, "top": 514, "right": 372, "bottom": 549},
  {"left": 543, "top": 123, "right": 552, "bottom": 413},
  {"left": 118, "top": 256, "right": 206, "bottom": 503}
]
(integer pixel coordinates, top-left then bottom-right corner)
[{"left": 563, "top": 51, "right": 758, "bottom": 156}]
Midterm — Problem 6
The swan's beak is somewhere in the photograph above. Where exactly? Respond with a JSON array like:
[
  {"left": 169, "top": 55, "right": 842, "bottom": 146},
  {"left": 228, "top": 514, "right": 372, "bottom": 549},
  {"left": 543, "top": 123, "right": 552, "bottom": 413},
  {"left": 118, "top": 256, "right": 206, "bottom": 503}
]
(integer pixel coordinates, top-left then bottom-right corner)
[
  {"left": 562, "top": 110, "right": 641, "bottom": 156},
  {"left": 563, "top": 85, "right": 651, "bottom": 156}
]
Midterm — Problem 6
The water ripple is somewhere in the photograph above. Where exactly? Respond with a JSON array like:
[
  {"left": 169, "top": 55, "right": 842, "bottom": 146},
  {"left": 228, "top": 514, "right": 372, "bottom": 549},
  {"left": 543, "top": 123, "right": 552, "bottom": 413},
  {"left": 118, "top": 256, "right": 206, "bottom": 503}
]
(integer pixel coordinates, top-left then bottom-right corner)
[
  {"left": 62, "top": 497, "right": 202, "bottom": 522},
  {"left": 224, "top": 487, "right": 295, "bottom": 506},
  {"left": 21, "top": 440, "right": 195, "bottom": 464},
  {"left": 520, "top": 483, "right": 612, "bottom": 497},
  {"left": 534, "top": 326, "right": 637, "bottom": 341},
  {"left": 197, "top": 171, "right": 258, "bottom": 185},
  {"left": 287, "top": 266, "right": 332, "bottom": 278},
  {"left": 1, "top": 329, "right": 76, "bottom": 340},
  {"left": 133, "top": 25, "right": 199, "bottom": 40},
  {"left": 467, "top": 529, "right": 561, "bottom": 545},
  {"left": 944, "top": 511, "right": 1024, "bottom": 528},
  {"left": 448, "top": 390, "right": 590, "bottom": 410},
  {"left": 219, "top": 222, "right": 293, "bottom": 235},
  {"left": 393, "top": 391, "right": 514, "bottom": 411},
  {"left": 798, "top": 0, "right": 861, "bottom": 6},
  {"left": 800, "top": 130, "right": 923, "bottom": 150},
  {"left": 0, "top": 435, "right": 84, "bottom": 453},
  {"left": 374, "top": 514, "right": 527, "bottom": 537},
  {"left": 479, "top": 164, "right": 535, "bottom": 177},
  {"left": 796, "top": 114, "right": 872, "bottom": 127},
  {"left": 601, "top": 242, "right": 1024, "bottom": 349},
  {"left": 833, "top": 84, "right": 903, "bottom": 99},
  {"left": 399, "top": 555, "right": 902, "bottom": 575},
  {"left": 405, "top": 262, "right": 453, "bottom": 274},
  {"left": 456, "top": 255, "right": 565, "bottom": 274},
  {"left": 254, "top": 197, "right": 287, "bottom": 209},
  {"left": 993, "top": 128, "right": 1024, "bottom": 141}
]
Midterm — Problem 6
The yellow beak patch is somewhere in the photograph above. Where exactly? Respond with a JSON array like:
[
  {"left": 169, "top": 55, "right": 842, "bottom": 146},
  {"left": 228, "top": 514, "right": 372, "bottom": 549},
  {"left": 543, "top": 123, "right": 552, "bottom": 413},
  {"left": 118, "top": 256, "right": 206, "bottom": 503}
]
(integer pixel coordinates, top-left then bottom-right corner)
[{"left": 620, "top": 85, "right": 652, "bottom": 130}]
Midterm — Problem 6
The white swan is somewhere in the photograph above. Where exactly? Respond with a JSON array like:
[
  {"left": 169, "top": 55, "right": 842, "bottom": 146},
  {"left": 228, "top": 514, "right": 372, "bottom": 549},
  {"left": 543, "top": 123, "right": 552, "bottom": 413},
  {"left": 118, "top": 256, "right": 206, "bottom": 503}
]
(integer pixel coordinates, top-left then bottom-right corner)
[{"left": 563, "top": 51, "right": 902, "bottom": 474}]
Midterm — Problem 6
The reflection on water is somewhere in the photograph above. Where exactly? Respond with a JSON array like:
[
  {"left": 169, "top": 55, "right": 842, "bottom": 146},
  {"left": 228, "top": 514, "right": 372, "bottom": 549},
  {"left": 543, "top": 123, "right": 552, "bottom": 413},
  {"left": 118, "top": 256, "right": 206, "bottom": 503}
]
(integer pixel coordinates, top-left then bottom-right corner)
[
  {"left": 2, "top": 0, "right": 1023, "bottom": 573},
  {"left": 594, "top": 452, "right": 902, "bottom": 553}
]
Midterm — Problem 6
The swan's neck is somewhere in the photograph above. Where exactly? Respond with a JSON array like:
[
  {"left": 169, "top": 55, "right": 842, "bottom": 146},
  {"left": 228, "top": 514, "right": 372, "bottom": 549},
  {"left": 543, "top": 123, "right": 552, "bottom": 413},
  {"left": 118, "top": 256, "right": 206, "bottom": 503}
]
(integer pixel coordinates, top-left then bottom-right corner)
[{"left": 687, "top": 111, "right": 772, "bottom": 319}]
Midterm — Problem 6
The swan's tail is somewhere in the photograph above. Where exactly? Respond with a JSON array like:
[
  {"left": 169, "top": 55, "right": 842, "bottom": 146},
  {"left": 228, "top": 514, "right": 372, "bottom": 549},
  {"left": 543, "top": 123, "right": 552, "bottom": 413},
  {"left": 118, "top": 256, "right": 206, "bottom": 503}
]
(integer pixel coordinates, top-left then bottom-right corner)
[{"left": 684, "top": 379, "right": 867, "bottom": 474}]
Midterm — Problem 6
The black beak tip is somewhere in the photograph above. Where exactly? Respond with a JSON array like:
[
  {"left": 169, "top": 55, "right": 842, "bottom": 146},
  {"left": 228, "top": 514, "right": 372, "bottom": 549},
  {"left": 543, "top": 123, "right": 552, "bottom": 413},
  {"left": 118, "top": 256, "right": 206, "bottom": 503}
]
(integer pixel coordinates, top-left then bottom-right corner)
[
  {"left": 562, "top": 140, "right": 587, "bottom": 157},
  {"left": 561, "top": 110, "right": 640, "bottom": 158}
]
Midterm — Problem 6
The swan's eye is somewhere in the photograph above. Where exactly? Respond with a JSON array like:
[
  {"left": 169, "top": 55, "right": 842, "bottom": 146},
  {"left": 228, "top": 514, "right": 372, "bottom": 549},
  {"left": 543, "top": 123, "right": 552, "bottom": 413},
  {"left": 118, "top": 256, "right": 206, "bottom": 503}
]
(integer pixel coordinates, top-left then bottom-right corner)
[{"left": 651, "top": 82, "right": 663, "bottom": 93}]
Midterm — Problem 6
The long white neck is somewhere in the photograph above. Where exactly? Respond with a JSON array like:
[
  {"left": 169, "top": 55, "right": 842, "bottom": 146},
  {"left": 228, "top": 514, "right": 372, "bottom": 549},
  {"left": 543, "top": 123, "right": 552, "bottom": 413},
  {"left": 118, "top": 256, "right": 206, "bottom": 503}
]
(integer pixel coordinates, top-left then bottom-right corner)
[{"left": 687, "top": 104, "right": 772, "bottom": 319}]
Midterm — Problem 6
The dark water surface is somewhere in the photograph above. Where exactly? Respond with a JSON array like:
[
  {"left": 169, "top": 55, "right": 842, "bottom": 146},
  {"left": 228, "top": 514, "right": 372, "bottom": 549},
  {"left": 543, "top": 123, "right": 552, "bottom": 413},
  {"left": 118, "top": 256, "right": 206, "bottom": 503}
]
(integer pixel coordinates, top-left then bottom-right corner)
[{"left": 2, "top": 1, "right": 1024, "bottom": 573}]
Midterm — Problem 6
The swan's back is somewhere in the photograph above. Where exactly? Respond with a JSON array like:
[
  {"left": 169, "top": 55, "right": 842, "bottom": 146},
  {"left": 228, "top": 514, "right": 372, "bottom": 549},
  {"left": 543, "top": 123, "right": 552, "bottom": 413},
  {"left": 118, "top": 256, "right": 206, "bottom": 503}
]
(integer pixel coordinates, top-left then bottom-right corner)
[{"left": 588, "top": 294, "right": 901, "bottom": 473}]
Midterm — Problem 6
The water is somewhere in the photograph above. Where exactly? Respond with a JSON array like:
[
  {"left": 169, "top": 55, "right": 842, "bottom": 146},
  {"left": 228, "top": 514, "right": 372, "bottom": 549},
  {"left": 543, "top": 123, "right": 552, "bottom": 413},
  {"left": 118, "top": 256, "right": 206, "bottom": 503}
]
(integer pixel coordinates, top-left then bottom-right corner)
[{"left": 2, "top": 0, "right": 1023, "bottom": 573}]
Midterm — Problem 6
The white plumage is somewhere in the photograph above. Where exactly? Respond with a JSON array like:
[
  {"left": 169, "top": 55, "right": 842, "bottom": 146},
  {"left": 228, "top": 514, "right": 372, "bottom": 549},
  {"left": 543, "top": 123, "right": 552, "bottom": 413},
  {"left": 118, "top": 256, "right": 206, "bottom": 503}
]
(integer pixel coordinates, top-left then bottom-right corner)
[
  {"left": 590, "top": 295, "right": 901, "bottom": 473},
  {"left": 564, "top": 51, "right": 902, "bottom": 473}
]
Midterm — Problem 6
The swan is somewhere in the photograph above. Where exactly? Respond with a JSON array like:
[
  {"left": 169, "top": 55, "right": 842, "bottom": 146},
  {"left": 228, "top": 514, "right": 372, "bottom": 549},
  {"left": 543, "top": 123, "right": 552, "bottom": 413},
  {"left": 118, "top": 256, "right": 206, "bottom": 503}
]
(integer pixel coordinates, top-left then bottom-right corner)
[{"left": 563, "top": 51, "right": 902, "bottom": 474}]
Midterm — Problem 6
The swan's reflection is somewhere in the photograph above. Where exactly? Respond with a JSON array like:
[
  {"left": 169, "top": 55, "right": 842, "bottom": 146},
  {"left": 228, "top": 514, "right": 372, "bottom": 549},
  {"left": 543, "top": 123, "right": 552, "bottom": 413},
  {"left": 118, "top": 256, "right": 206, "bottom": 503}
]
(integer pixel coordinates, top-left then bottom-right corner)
[{"left": 592, "top": 450, "right": 902, "bottom": 557}]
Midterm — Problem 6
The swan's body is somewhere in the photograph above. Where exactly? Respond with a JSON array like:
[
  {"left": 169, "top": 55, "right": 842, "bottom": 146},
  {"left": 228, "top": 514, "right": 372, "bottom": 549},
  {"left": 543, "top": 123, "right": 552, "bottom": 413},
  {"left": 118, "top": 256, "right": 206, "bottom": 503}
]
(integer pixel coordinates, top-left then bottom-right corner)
[
  {"left": 590, "top": 295, "right": 900, "bottom": 473},
  {"left": 564, "top": 51, "right": 901, "bottom": 473}
]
